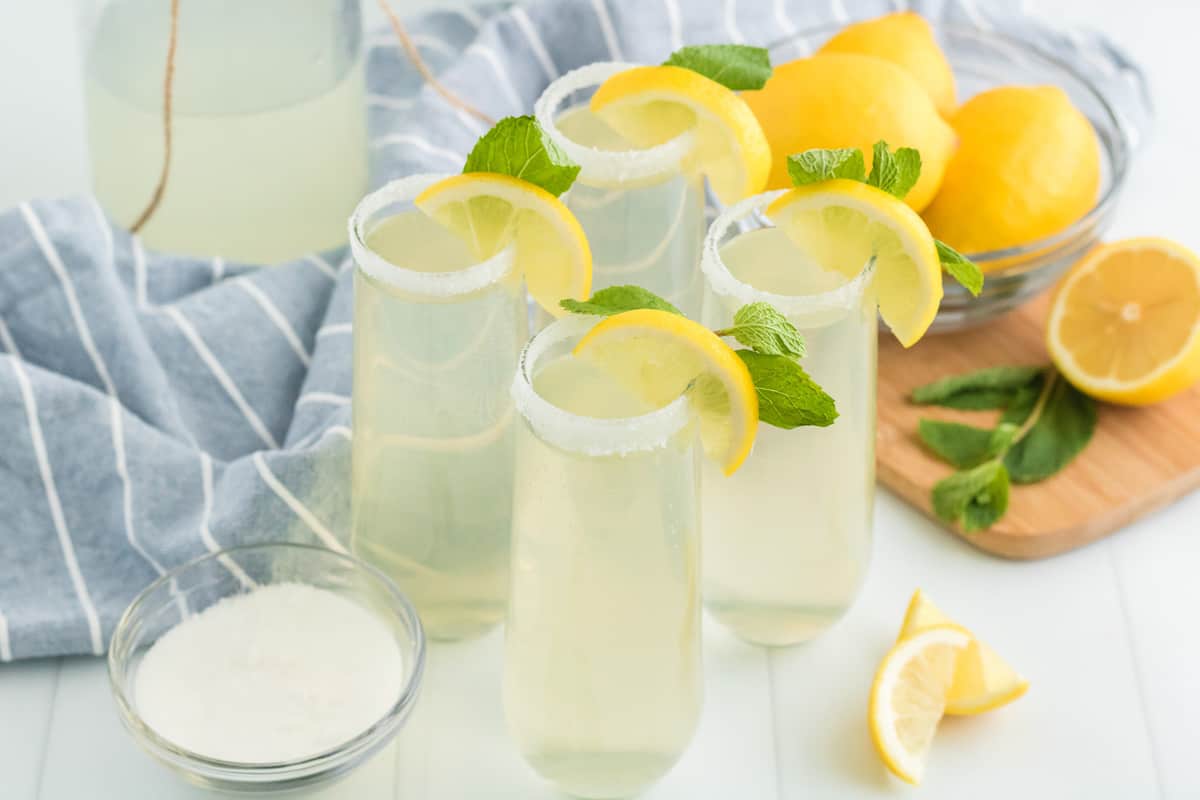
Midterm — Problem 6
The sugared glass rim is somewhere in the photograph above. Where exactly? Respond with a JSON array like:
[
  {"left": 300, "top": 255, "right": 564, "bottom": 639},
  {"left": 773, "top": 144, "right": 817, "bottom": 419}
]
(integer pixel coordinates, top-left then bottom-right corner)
[
  {"left": 107, "top": 543, "right": 426, "bottom": 791},
  {"left": 534, "top": 62, "right": 695, "bottom": 186},
  {"left": 512, "top": 316, "right": 691, "bottom": 457},
  {"left": 701, "top": 190, "right": 876, "bottom": 318},
  {"left": 347, "top": 173, "right": 516, "bottom": 297}
]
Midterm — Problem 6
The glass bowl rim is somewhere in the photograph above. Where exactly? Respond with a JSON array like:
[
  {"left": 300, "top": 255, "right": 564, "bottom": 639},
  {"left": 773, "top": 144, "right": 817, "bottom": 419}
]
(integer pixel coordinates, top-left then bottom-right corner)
[
  {"left": 765, "top": 20, "right": 1136, "bottom": 278},
  {"left": 107, "top": 541, "right": 426, "bottom": 783}
]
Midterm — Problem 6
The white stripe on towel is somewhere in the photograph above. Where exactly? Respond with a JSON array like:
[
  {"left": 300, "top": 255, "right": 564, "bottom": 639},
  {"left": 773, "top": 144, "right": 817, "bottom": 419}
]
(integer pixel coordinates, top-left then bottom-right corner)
[
  {"left": 0, "top": 610, "right": 10, "bottom": 661},
  {"left": 211, "top": 256, "right": 226, "bottom": 284},
  {"left": 163, "top": 306, "right": 280, "bottom": 449},
  {"left": 253, "top": 453, "right": 346, "bottom": 553},
  {"left": 0, "top": 319, "right": 104, "bottom": 655},
  {"left": 662, "top": 0, "right": 684, "bottom": 50},
  {"left": 297, "top": 392, "right": 351, "bottom": 408},
  {"left": 723, "top": 0, "right": 745, "bottom": 44},
  {"left": 305, "top": 254, "right": 337, "bottom": 280},
  {"left": 198, "top": 452, "right": 258, "bottom": 588},
  {"left": 367, "top": 93, "right": 416, "bottom": 111},
  {"left": 448, "top": 5, "right": 484, "bottom": 30},
  {"left": 317, "top": 323, "right": 353, "bottom": 339},
  {"left": 370, "top": 133, "right": 465, "bottom": 164},
  {"left": 511, "top": 7, "right": 559, "bottom": 81},
  {"left": 132, "top": 236, "right": 149, "bottom": 309},
  {"left": 830, "top": 0, "right": 850, "bottom": 25},
  {"left": 467, "top": 44, "right": 524, "bottom": 111},
  {"left": 773, "top": 0, "right": 798, "bottom": 37},
  {"left": 90, "top": 198, "right": 114, "bottom": 270},
  {"left": 236, "top": 281, "right": 311, "bottom": 367},
  {"left": 590, "top": 0, "right": 625, "bottom": 61}
]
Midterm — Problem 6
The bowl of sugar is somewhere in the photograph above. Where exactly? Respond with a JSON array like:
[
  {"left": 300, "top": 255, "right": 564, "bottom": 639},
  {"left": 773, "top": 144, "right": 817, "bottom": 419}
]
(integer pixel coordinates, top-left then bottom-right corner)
[{"left": 108, "top": 542, "right": 425, "bottom": 793}]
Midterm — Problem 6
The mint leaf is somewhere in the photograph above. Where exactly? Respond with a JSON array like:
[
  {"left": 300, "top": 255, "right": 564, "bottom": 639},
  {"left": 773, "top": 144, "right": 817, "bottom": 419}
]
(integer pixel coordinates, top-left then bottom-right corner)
[
  {"left": 919, "top": 420, "right": 1019, "bottom": 468},
  {"left": 786, "top": 148, "right": 867, "bottom": 187},
  {"left": 716, "top": 302, "right": 806, "bottom": 358},
  {"left": 932, "top": 460, "right": 1011, "bottom": 533},
  {"left": 999, "top": 381, "right": 1044, "bottom": 426},
  {"left": 1004, "top": 376, "right": 1096, "bottom": 483},
  {"left": 937, "top": 240, "right": 984, "bottom": 297},
  {"left": 911, "top": 366, "right": 1044, "bottom": 409},
  {"left": 737, "top": 350, "right": 837, "bottom": 429},
  {"left": 866, "top": 141, "right": 921, "bottom": 200},
  {"left": 559, "top": 285, "right": 682, "bottom": 317},
  {"left": 463, "top": 116, "right": 580, "bottom": 197},
  {"left": 663, "top": 45, "right": 772, "bottom": 90}
]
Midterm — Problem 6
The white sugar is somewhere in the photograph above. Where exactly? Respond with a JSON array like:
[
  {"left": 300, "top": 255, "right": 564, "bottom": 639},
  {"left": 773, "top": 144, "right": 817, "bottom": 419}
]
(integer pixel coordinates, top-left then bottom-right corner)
[{"left": 135, "top": 582, "right": 405, "bottom": 764}]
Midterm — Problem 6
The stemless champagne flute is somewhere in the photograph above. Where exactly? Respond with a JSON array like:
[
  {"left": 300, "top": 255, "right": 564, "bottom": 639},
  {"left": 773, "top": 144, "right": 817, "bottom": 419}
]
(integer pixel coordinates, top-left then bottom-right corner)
[
  {"left": 80, "top": 0, "right": 367, "bottom": 262},
  {"left": 534, "top": 63, "right": 707, "bottom": 317},
  {"left": 504, "top": 316, "right": 703, "bottom": 799},
  {"left": 348, "top": 175, "right": 527, "bottom": 641},
  {"left": 700, "top": 191, "right": 877, "bottom": 646}
]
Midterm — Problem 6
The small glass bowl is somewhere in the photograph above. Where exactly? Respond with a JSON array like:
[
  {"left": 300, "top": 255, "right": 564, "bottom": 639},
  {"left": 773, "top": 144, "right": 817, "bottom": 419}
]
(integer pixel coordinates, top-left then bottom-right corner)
[
  {"left": 769, "top": 21, "right": 1152, "bottom": 331},
  {"left": 108, "top": 543, "right": 426, "bottom": 793}
]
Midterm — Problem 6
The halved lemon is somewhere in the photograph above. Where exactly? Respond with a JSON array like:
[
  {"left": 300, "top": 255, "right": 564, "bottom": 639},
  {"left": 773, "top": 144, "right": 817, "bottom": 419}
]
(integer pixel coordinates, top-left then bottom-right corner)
[
  {"left": 589, "top": 65, "right": 771, "bottom": 204},
  {"left": 899, "top": 589, "right": 1029, "bottom": 716},
  {"left": 573, "top": 309, "right": 758, "bottom": 474},
  {"left": 766, "top": 179, "right": 942, "bottom": 347},
  {"left": 869, "top": 624, "right": 971, "bottom": 785},
  {"left": 415, "top": 172, "right": 592, "bottom": 315},
  {"left": 1047, "top": 237, "right": 1200, "bottom": 406}
]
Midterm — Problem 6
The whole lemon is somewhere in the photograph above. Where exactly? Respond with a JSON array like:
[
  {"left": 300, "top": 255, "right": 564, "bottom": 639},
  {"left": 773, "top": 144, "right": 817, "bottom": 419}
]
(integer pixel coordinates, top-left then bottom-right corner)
[
  {"left": 922, "top": 86, "right": 1100, "bottom": 259},
  {"left": 817, "top": 12, "right": 957, "bottom": 117},
  {"left": 743, "top": 53, "right": 956, "bottom": 212}
]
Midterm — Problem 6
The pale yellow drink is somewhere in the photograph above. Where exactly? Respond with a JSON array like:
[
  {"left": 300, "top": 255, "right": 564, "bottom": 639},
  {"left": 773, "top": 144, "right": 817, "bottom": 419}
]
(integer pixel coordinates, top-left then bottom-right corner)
[
  {"left": 505, "top": 317, "right": 703, "bottom": 799},
  {"left": 700, "top": 192, "right": 877, "bottom": 646},
  {"left": 84, "top": 0, "right": 367, "bottom": 262},
  {"left": 349, "top": 175, "right": 526, "bottom": 641},
  {"left": 536, "top": 64, "right": 706, "bottom": 317}
]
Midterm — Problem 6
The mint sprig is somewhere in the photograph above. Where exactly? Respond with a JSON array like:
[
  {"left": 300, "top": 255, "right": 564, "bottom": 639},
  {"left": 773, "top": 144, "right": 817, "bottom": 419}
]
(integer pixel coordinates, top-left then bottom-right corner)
[
  {"left": 463, "top": 115, "right": 580, "bottom": 197},
  {"left": 663, "top": 44, "right": 772, "bottom": 91},
  {"left": 913, "top": 366, "right": 1097, "bottom": 532},
  {"left": 784, "top": 141, "right": 985, "bottom": 296},
  {"left": 560, "top": 286, "right": 834, "bottom": 429}
]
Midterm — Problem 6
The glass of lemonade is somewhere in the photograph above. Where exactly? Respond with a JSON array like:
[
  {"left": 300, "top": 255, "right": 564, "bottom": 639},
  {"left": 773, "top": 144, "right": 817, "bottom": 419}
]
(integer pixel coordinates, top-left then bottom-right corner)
[
  {"left": 81, "top": 0, "right": 367, "bottom": 262},
  {"left": 534, "top": 63, "right": 707, "bottom": 318},
  {"left": 348, "top": 174, "right": 527, "bottom": 641},
  {"left": 504, "top": 316, "right": 703, "bottom": 799},
  {"left": 700, "top": 191, "right": 877, "bottom": 647}
]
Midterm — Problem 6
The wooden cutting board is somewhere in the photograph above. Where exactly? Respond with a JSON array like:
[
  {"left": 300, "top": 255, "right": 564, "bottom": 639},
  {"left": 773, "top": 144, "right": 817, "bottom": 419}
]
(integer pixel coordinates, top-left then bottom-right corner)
[{"left": 876, "top": 293, "right": 1200, "bottom": 560}]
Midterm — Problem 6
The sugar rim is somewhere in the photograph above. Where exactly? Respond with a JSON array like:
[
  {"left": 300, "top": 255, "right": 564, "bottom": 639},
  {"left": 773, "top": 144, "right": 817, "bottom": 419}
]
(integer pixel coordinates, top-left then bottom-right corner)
[
  {"left": 534, "top": 62, "right": 695, "bottom": 185},
  {"left": 700, "top": 190, "right": 876, "bottom": 318},
  {"left": 511, "top": 316, "right": 691, "bottom": 457},
  {"left": 347, "top": 173, "right": 516, "bottom": 297}
]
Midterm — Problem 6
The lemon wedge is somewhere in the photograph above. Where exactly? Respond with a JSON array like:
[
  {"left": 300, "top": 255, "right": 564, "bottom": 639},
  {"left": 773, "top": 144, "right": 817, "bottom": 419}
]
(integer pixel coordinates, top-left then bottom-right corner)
[
  {"left": 766, "top": 179, "right": 943, "bottom": 346},
  {"left": 573, "top": 309, "right": 758, "bottom": 474},
  {"left": 415, "top": 172, "right": 592, "bottom": 315},
  {"left": 589, "top": 65, "right": 771, "bottom": 204},
  {"left": 899, "top": 589, "right": 1030, "bottom": 715},
  {"left": 1047, "top": 237, "right": 1200, "bottom": 406},
  {"left": 869, "top": 624, "right": 971, "bottom": 785}
]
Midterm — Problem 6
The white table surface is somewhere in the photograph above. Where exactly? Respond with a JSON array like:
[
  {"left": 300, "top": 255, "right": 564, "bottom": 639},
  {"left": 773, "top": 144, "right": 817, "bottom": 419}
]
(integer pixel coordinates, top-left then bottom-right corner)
[{"left": 2, "top": 0, "right": 1199, "bottom": 797}]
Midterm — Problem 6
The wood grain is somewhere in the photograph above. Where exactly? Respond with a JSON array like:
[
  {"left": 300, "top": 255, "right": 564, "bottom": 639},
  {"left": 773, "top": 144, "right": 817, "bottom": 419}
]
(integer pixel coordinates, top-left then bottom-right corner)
[{"left": 876, "top": 293, "right": 1200, "bottom": 559}]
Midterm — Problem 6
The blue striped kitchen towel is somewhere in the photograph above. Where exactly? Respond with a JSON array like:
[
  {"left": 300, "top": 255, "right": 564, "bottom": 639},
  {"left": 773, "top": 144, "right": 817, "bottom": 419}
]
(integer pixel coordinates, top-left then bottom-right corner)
[{"left": 0, "top": 0, "right": 1150, "bottom": 659}]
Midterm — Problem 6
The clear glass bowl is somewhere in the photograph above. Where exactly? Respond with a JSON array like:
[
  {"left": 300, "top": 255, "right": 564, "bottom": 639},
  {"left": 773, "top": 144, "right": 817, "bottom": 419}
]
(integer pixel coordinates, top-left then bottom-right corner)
[
  {"left": 769, "top": 22, "right": 1153, "bottom": 331},
  {"left": 108, "top": 543, "right": 426, "bottom": 793}
]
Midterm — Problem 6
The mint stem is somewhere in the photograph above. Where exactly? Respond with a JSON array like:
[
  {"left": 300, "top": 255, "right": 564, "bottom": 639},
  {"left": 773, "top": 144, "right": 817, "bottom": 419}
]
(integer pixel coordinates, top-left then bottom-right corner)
[{"left": 1007, "top": 369, "right": 1057, "bottom": 449}]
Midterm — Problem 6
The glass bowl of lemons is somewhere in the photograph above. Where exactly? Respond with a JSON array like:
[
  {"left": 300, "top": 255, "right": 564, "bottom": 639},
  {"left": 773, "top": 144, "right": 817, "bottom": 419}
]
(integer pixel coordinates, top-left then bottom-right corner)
[{"left": 765, "top": 13, "right": 1152, "bottom": 331}]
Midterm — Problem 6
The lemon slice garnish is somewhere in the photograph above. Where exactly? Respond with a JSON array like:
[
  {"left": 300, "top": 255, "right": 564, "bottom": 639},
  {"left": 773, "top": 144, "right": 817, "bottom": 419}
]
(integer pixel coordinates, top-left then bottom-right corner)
[
  {"left": 766, "top": 179, "right": 942, "bottom": 347},
  {"left": 573, "top": 309, "right": 758, "bottom": 474},
  {"left": 415, "top": 172, "right": 592, "bottom": 315},
  {"left": 589, "top": 65, "right": 771, "bottom": 204},
  {"left": 1047, "top": 236, "right": 1200, "bottom": 406},
  {"left": 869, "top": 624, "right": 971, "bottom": 785}
]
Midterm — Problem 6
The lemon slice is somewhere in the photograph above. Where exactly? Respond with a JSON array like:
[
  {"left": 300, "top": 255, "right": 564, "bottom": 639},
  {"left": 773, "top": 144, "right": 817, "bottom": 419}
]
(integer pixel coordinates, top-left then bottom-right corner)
[
  {"left": 766, "top": 179, "right": 942, "bottom": 347},
  {"left": 415, "top": 172, "right": 592, "bottom": 315},
  {"left": 869, "top": 624, "right": 971, "bottom": 785},
  {"left": 589, "top": 65, "right": 771, "bottom": 204},
  {"left": 1047, "top": 237, "right": 1200, "bottom": 406},
  {"left": 573, "top": 309, "right": 758, "bottom": 474},
  {"left": 899, "top": 589, "right": 1029, "bottom": 716}
]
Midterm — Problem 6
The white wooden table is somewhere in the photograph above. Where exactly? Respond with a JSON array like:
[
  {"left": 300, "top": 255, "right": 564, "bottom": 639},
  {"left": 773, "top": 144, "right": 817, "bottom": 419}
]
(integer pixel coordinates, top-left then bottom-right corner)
[{"left": 3, "top": 1, "right": 1199, "bottom": 797}]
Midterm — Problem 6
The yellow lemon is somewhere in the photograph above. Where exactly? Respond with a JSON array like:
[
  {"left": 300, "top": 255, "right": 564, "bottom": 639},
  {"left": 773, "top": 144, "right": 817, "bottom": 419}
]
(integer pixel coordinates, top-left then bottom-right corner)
[
  {"left": 869, "top": 624, "right": 971, "bottom": 785},
  {"left": 574, "top": 309, "right": 759, "bottom": 474},
  {"left": 1047, "top": 237, "right": 1200, "bottom": 405},
  {"left": 818, "top": 12, "right": 957, "bottom": 117},
  {"left": 415, "top": 172, "right": 592, "bottom": 316},
  {"left": 922, "top": 85, "right": 1100, "bottom": 259},
  {"left": 742, "top": 53, "right": 956, "bottom": 212},
  {"left": 589, "top": 65, "right": 771, "bottom": 204},
  {"left": 899, "top": 589, "right": 1029, "bottom": 715}
]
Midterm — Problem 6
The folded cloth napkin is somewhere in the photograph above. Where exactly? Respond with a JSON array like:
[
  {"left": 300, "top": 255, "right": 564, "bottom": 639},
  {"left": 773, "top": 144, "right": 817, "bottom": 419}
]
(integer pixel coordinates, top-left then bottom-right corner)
[{"left": 0, "top": 0, "right": 1148, "bottom": 660}]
